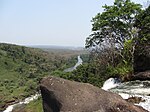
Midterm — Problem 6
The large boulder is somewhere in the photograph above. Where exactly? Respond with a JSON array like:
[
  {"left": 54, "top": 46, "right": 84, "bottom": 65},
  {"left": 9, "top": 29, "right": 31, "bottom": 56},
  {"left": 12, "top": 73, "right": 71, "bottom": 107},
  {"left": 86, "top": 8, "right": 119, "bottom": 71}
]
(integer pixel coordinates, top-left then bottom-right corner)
[{"left": 40, "top": 76, "right": 147, "bottom": 112}]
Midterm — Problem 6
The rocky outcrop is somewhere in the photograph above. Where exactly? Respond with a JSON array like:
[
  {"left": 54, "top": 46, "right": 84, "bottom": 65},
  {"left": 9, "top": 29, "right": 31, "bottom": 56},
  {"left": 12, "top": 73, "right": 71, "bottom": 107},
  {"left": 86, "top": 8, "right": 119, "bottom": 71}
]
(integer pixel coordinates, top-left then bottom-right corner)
[
  {"left": 132, "top": 70, "right": 150, "bottom": 80},
  {"left": 126, "top": 96, "right": 145, "bottom": 104},
  {"left": 40, "top": 76, "right": 148, "bottom": 112}
]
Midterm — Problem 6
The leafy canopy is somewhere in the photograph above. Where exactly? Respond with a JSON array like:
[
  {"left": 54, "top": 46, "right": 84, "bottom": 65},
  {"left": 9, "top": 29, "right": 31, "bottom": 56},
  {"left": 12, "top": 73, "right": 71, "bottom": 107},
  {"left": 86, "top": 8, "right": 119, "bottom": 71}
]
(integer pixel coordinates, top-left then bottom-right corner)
[
  {"left": 134, "top": 5, "right": 150, "bottom": 42},
  {"left": 86, "top": 0, "right": 142, "bottom": 49}
]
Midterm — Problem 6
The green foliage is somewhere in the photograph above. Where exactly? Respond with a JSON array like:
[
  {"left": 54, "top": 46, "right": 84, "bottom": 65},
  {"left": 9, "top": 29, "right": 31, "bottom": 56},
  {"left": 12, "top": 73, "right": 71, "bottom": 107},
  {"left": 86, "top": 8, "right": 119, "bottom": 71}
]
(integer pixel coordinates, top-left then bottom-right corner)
[
  {"left": 123, "top": 39, "right": 134, "bottom": 64},
  {"left": 63, "top": 56, "right": 78, "bottom": 69},
  {"left": 135, "top": 5, "right": 150, "bottom": 43},
  {"left": 49, "top": 63, "right": 105, "bottom": 87},
  {"left": 51, "top": 70, "right": 72, "bottom": 79},
  {"left": 106, "top": 64, "right": 133, "bottom": 78},
  {"left": 66, "top": 63, "right": 108, "bottom": 87},
  {"left": 0, "top": 43, "right": 66, "bottom": 110},
  {"left": 86, "top": 0, "right": 142, "bottom": 49},
  {"left": 84, "top": 0, "right": 144, "bottom": 82},
  {"left": 80, "top": 54, "right": 90, "bottom": 63}
]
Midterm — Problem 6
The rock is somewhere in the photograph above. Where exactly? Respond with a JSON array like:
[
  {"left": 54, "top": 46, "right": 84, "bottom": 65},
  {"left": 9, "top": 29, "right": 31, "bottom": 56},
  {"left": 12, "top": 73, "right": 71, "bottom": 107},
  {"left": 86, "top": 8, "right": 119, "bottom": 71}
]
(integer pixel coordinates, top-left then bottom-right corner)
[
  {"left": 126, "top": 97, "right": 145, "bottom": 104},
  {"left": 40, "top": 76, "right": 148, "bottom": 112},
  {"left": 0, "top": 104, "right": 6, "bottom": 112},
  {"left": 12, "top": 104, "right": 26, "bottom": 112},
  {"left": 132, "top": 71, "right": 150, "bottom": 80},
  {"left": 6, "top": 99, "right": 16, "bottom": 103}
]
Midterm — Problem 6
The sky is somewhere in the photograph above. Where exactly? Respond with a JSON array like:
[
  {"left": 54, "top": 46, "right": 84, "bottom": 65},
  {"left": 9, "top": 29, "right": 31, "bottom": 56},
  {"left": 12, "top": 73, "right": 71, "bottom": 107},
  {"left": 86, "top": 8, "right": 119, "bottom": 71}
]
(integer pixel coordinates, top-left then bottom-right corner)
[{"left": 0, "top": 0, "right": 146, "bottom": 47}]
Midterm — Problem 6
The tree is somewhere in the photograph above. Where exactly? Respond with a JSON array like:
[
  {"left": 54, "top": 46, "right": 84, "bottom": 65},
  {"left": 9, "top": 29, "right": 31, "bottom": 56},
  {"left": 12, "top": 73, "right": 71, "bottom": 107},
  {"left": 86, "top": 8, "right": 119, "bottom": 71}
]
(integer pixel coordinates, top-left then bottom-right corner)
[
  {"left": 134, "top": 5, "right": 150, "bottom": 43},
  {"left": 86, "top": 0, "right": 142, "bottom": 50},
  {"left": 86, "top": 0, "right": 142, "bottom": 69}
]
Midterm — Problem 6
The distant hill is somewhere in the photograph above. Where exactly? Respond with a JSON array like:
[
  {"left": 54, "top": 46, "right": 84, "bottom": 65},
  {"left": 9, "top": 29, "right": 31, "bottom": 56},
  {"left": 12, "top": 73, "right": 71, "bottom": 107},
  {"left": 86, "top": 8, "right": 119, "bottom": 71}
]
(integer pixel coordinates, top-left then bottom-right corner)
[
  {"left": 28, "top": 45, "right": 85, "bottom": 50},
  {"left": 28, "top": 45, "right": 89, "bottom": 59}
]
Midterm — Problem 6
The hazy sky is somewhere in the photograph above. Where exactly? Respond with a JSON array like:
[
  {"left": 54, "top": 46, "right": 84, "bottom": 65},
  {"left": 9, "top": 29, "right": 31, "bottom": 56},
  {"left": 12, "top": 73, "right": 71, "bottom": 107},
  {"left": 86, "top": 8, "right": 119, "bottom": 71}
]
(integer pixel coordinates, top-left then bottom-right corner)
[{"left": 0, "top": 0, "right": 145, "bottom": 47}]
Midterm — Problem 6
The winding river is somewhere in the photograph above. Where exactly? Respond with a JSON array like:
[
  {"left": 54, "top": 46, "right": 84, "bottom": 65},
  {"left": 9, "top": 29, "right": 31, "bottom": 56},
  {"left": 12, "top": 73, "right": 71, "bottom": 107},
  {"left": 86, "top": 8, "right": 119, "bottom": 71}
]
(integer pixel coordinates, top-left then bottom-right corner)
[{"left": 64, "top": 55, "right": 83, "bottom": 72}]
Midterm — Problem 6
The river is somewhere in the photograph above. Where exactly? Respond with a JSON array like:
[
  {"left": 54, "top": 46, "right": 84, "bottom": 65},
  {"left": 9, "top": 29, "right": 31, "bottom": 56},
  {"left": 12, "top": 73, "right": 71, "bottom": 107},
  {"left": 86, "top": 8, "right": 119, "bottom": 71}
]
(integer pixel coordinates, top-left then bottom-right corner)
[
  {"left": 102, "top": 78, "right": 150, "bottom": 111},
  {"left": 64, "top": 55, "right": 83, "bottom": 72},
  {"left": 3, "top": 93, "right": 40, "bottom": 112}
]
